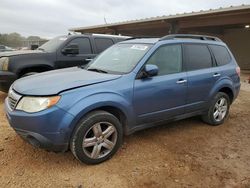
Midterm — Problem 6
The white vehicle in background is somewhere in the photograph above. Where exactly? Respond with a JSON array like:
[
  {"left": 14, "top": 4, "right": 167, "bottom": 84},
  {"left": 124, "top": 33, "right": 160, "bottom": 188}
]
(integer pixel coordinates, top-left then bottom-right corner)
[{"left": 0, "top": 45, "right": 14, "bottom": 52}]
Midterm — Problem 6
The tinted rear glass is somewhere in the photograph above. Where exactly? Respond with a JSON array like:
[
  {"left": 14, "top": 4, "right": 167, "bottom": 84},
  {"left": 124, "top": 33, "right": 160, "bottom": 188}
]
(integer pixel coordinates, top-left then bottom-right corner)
[
  {"left": 95, "top": 38, "right": 114, "bottom": 53},
  {"left": 209, "top": 45, "right": 231, "bottom": 66},
  {"left": 184, "top": 44, "right": 212, "bottom": 71}
]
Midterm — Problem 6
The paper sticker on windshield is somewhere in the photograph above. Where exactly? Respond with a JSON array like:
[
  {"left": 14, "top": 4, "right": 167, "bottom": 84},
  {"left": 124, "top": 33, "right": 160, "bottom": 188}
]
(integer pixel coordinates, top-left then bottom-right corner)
[
  {"left": 59, "top": 37, "right": 67, "bottom": 41},
  {"left": 131, "top": 45, "right": 148, "bottom": 50}
]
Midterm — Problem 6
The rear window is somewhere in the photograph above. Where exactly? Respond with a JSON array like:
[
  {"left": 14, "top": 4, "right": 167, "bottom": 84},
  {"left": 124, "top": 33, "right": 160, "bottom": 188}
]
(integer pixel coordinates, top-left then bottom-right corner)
[
  {"left": 209, "top": 45, "right": 231, "bottom": 66},
  {"left": 184, "top": 44, "right": 212, "bottom": 71},
  {"left": 95, "top": 38, "right": 114, "bottom": 53}
]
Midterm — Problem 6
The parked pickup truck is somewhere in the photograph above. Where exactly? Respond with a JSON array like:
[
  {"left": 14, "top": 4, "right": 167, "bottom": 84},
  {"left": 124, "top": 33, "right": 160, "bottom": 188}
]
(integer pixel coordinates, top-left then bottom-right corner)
[{"left": 0, "top": 34, "right": 130, "bottom": 92}]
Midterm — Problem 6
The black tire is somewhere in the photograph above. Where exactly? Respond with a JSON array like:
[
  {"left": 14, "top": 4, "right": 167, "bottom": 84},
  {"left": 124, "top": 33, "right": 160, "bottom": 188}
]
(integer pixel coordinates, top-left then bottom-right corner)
[
  {"left": 202, "top": 92, "right": 230, "bottom": 126},
  {"left": 70, "top": 110, "right": 123, "bottom": 164},
  {"left": 21, "top": 72, "right": 38, "bottom": 78}
]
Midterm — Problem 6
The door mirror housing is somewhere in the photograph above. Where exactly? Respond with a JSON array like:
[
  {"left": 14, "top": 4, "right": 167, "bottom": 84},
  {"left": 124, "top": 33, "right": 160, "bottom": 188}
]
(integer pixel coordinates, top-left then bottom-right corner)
[
  {"left": 138, "top": 64, "right": 158, "bottom": 79},
  {"left": 62, "top": 44, "right": 79, "bottom": 55},
  {"left": 143, "top": 64, "right": 158, "bottom": 78}
]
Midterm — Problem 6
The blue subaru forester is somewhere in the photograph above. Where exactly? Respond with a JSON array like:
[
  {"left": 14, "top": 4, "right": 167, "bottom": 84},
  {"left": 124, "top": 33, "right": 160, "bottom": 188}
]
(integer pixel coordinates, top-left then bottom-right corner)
[{"left": 5, "top": 34, "right": 240, "bottom": 164}]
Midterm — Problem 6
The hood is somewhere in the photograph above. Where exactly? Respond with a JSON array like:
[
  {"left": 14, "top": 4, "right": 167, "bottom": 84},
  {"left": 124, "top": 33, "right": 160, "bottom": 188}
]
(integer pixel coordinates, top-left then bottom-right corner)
[
  {"left": 0, "top": 50, "right": 43, "bottom": 57},
  {"left": 12, "top": 67, "right": 121, "bottom": 95}
]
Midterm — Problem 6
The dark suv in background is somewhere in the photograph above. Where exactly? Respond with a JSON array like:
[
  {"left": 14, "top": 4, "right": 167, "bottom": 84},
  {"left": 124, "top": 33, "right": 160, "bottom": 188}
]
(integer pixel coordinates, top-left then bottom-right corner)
[{"left": 0, "top": 34, "right": 130, "bottom": 92}]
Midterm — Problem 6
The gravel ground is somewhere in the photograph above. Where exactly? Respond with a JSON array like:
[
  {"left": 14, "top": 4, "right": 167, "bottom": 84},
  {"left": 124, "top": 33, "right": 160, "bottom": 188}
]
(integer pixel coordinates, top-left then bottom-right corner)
[{"left": 0, "top": 73, "right": 249, "bottom": 188}]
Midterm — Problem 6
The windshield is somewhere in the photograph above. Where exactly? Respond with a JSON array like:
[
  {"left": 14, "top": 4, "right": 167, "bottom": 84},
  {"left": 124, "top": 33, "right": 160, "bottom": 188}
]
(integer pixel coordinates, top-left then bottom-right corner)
[
  {"left": 86, "top": 43, "right": 152, "bottom": 74},
  {"left": 38, "top": 36, "right": 68, "bottom": 52}
]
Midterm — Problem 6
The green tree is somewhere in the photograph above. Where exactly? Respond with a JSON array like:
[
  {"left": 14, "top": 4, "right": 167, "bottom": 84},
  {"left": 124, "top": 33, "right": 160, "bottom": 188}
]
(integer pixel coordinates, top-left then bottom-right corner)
[{"left": 0, "top": 33, "right": 27, "bottom": 48}]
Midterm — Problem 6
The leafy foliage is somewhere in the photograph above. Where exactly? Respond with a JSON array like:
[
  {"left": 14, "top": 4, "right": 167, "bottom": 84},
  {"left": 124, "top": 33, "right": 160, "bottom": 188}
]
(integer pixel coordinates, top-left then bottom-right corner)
[{"left": 0, "top": 33, "right": 44, "bottom": 48}]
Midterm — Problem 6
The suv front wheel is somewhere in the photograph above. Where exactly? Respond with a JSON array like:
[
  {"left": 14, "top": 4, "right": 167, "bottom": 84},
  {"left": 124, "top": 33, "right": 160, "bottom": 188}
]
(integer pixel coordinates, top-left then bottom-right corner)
[
  {"left": 70, "top": 110, "right": 123, "bottom": 164},
  {"left": 202, "top": 92, "right": 230, "bottom": 126}
]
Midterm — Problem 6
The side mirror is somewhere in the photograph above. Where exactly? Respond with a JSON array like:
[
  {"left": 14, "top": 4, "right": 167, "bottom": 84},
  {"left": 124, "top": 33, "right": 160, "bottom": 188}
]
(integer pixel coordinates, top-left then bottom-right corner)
[
  {"left": 62, "top": 44, "right": 79, "bottom": 55},
  {"left": 144, "top": 64, "right": 158, "bottom": 77}
]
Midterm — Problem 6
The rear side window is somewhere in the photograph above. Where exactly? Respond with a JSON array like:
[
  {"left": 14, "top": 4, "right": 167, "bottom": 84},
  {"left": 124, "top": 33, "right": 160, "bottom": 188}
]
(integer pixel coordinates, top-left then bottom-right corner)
[
  {"left": 68, "top": 37, "right": 92, "bottom": 54},
  {"left": 209, "top": 45, "right": 231, "bottom": 66},
  {"left": 184, "top": 44, "right": 212, "bottom": 71},
  {"left": 95, "top": 38, "right": 114, "bottom": 53}
]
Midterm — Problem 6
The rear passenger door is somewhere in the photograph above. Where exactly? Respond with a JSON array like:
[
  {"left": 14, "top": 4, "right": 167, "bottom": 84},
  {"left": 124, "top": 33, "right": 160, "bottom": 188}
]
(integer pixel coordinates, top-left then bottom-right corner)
[
  {"left": 56, "top": 37, "right": 95, "bottom": 68},
  {"left": 94, "top": 38, "right": 115, "bottom": 54},
  {"left": 183, "top": 43, "right": 221, "bottom": 112}
]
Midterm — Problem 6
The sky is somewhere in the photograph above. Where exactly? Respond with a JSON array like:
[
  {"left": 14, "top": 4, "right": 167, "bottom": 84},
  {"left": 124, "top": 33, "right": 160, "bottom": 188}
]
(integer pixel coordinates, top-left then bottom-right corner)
[{"left": 1, "top": 0, "right": 250, "bottom": 39}]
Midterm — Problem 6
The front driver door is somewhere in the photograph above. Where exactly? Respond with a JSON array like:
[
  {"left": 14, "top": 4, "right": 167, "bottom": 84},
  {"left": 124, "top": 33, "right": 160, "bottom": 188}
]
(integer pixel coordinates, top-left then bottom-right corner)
[
  {"left": 56, "top": 37, "right": 95, "bottom": 69},
  {"left": 133, "top": 44, "right": 187, "bottom": 125}
]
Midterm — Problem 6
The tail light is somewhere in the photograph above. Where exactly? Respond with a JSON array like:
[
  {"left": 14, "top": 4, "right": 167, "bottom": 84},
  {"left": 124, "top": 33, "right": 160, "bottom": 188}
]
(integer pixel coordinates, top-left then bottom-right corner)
[{"left": 236, "top": 66, "right": 240, "bottom": 77}]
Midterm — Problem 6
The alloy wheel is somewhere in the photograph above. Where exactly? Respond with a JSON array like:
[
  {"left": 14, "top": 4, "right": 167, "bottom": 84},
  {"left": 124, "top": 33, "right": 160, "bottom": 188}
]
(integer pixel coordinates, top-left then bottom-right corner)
[
  {"left": 82, "top": 122, "right": 118, "bottom": 159},
  {"left": 213, "top": 97, "right": 228, "bottom": 122}
]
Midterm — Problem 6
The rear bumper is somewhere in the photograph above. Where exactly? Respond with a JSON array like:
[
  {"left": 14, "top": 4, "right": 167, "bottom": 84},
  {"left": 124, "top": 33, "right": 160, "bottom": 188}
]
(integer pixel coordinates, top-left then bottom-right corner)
[
  {"left": 0, "top": 71, "right": 17, "bottom": 92},
  {"left": 233, "top": 82, "right": 241, "bottom": 102},
  {"left": 5, "top": 98, "right": 75, "bottom": 152}
]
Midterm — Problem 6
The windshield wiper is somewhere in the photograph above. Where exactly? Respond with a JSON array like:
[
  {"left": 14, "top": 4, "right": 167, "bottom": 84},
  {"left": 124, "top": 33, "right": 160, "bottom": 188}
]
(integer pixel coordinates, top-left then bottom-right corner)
[{"left": 87, "top": 68, "right": 108, "bottom": 74}]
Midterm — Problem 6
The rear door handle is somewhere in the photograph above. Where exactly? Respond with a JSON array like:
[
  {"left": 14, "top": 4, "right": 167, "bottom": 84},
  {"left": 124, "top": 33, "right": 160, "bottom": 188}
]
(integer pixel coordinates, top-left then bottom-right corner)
[
  {"left": 85, "top": 58, "right": 93, "bottom": 62},
  {"left": 213, "top": 73, "right": 221, "bottom": 77},
  {"left": 176, "top": 79, "right": 187, "bottom": 84}
]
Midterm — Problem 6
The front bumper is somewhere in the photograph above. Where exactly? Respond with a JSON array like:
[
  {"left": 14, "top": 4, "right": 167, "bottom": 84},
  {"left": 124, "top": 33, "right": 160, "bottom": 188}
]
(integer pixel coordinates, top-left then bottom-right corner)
[
  {"left": 5, "top": 98, "right": 75, "bottom": 152},
  {"left": 0, "top": 71, "right": 17, "bottom": 92}
]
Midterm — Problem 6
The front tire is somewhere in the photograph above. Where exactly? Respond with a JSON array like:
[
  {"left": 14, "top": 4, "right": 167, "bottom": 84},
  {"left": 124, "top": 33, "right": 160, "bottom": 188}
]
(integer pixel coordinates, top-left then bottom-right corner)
[
  {"left": 70, "top": 110, "right": 123, "bottom": 164},
  {"left": 202, "top": 92, "right": 230, "bottom": 126}
]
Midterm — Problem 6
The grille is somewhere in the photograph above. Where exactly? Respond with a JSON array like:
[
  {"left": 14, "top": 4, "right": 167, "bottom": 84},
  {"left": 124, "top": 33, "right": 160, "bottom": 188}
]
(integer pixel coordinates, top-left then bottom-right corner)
[{"left": 8, "top": 89, "right": 21, "bottom": 111}]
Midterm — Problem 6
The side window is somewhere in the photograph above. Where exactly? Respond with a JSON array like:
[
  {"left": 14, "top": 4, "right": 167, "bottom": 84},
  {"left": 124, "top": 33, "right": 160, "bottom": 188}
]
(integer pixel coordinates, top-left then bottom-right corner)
[
  {"left": 209, "top": 45, "right": 231, "bottom": 66},
  {"left": 184, "top": 44, "right": 212, "bottom": 71},
  {"left": 146, "top": 44, "right": 182, "bottom": 76},
  {"left": 67, "top": 38, "right": 92, "bottom": 54},
  {"left": 116, "top": 38, "right": 126, "bottom": 43},
  {"left": 94, "top": 38, "right": 114, "bottom": 53}
]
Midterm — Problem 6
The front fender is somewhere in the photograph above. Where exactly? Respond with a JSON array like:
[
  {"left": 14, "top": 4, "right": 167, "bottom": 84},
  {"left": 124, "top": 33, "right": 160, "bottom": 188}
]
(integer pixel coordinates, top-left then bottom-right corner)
[
  {"left": 62, "top": 92, "right": 135, "bottom": 132},
  {"left": 9, "top": 53, "right": 55, "bottom": 74}
]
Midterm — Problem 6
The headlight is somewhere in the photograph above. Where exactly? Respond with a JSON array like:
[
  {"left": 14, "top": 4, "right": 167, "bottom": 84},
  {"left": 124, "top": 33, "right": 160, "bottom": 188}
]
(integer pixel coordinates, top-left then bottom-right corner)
[
  {"left": 16, "top": 96, "right": 61, "bottom": 113},
  {"left": 0, "top": 57, "right": 9, "bottom": 71}
]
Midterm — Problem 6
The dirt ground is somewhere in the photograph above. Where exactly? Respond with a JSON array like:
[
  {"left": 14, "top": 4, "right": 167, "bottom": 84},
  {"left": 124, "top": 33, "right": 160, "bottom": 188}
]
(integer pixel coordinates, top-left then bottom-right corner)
[{"left": 0, "top": 73, "right": 250, "bottom": 188}]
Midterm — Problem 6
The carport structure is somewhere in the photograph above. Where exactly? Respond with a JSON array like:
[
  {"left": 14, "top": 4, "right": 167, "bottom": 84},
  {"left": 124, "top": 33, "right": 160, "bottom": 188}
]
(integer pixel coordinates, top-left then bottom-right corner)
[{"left": 70, "top": 5, "right": 250, "bottom": 69}]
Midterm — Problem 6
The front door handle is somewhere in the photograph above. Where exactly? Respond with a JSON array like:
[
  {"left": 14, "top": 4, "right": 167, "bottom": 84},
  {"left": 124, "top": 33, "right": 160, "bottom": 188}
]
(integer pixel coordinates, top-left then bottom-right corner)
[
  {"left": 176, "top": 79, "right": 187, "bottom": 84},
  {"left": 213, "top": 73, "right": 221, "bottom": 77}
]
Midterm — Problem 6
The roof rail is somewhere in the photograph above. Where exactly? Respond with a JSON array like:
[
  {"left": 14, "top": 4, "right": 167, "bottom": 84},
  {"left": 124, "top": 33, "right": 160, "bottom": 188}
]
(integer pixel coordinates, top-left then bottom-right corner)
[
  {"left": 159, "top": 34, "right": 221, "bottom": 42},
  {"left": 83, "top": 33, "right": 131, "bottom": 38},
  {"left": 125, "top": 35, "right": 159, "bottom": 41}
]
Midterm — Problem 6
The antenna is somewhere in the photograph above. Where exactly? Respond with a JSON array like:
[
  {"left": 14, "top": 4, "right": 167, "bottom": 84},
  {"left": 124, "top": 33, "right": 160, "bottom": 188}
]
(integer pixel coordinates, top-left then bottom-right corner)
[{"left": 104, "top": 16, "right": 107, "bottom": 24}]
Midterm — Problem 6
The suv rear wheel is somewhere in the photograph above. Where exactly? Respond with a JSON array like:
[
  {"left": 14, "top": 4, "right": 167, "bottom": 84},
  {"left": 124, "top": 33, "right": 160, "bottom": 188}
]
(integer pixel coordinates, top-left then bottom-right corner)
[
  {"left": 70, "top": 110, "right": 123, "bottom": 164},
  {"left": 202, "top": 92, "right": 230, "bottom": 126}
]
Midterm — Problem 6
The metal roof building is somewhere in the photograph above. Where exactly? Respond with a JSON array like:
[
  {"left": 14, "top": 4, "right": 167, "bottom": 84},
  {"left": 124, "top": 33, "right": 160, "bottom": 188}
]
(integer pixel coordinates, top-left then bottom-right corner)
[{"left": 70, "top": 5, "right": 250, "bottom": 69}]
